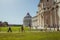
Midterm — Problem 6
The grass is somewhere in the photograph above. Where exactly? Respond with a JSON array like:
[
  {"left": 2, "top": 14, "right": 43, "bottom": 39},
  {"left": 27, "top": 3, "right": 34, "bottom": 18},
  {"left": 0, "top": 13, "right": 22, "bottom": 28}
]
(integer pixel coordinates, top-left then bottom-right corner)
[
  {"left": 0, "top": 26, "right": 41, "bottom": 32},
  {"left": 0, "top": 32, "right": 60, "bottom": 40},
  {"left": 0, "top": 26, "right": 30, "bottom": 32},
  {"left": 0, "top": 26, "right": 60, "bottom": 40}
]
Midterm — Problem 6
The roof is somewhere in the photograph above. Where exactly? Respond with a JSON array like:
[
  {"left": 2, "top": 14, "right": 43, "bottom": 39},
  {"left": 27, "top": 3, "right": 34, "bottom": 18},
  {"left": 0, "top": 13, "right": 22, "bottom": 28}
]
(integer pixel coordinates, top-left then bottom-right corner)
[{"left": 24, "top": 13, "right": 32, "bottom": 18}]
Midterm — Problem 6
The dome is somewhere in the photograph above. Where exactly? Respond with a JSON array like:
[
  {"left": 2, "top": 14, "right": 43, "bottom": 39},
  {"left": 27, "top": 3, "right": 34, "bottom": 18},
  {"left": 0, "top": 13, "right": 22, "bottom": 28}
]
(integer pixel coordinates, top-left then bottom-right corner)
[{"left": 24, "top": 13, "right": 32, "bottom": 18}]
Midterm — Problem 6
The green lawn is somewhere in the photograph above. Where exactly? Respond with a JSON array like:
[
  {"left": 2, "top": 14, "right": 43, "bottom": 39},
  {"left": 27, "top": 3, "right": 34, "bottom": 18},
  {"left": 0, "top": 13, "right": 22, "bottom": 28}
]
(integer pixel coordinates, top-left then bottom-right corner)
[
  {"left": 0, "top": 32, "right": 60, "bottom": 40},
  {"left": 0, "top": 27, "right": 30, "bottom": 32},
  {"left": 0, "top": 27, "right": 60, "bottom": 40},
  {"left": 0, "top": 27, "right": 41, "bottom": 32}
]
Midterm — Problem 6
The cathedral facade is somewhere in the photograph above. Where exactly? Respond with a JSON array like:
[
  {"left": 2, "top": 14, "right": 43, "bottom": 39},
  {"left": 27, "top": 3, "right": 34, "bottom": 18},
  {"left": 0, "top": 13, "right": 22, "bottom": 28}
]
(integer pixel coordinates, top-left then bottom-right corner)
[{"left": 32, "top": 0, "right": 60, "bottom": 30}]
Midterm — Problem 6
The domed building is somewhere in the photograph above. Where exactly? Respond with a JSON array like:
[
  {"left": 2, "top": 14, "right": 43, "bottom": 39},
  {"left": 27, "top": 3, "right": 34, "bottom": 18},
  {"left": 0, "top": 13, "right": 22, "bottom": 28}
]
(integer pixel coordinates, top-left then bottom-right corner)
[{"left": 23, "top": 13, "right": 32, "bottom": 27}]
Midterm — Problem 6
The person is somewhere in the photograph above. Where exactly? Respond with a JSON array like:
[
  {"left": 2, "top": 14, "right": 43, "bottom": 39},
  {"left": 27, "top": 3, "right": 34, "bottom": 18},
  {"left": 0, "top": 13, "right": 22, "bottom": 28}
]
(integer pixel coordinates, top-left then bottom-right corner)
[
  {"left": 29, "top": 24, "right": 31, "bottom": 31},
  {"left": 21, "top": 25, "right": 24, "bottom": 32},
  {"left": 7, "top": 26, "right": 12, "bottom": 32}
]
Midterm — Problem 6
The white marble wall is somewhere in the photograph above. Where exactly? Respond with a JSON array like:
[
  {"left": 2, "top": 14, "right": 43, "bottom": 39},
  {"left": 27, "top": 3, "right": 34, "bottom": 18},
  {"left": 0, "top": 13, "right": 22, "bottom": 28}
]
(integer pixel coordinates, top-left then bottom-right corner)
[{"left": 57, "top": 0, "right": 60, "bottom": 26}]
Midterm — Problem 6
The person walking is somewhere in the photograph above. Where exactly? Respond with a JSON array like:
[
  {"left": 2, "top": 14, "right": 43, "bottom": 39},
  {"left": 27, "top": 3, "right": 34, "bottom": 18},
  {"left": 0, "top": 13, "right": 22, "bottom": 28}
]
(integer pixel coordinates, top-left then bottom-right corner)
[{"left": 7, "top": 26, "right": 12, "bottom": 32}]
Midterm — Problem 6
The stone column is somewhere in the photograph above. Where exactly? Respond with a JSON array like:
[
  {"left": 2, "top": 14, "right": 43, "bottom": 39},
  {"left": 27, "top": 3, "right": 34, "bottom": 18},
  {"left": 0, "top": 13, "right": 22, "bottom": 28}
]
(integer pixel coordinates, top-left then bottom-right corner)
[
  {"left": 44, "top": 12, "right": 48, "bottom": 31},
  {"left": 56, "top": 7, "right": 59, "bottom": 31},
  {"left": 49, "top": 11, "right": 53, "bottom": 30},
  {"left": 42, "top": 13, "right": 44, "bottom": 28},
  {"left": 41, "top": 12, "right": 44, "bottom": 28}
]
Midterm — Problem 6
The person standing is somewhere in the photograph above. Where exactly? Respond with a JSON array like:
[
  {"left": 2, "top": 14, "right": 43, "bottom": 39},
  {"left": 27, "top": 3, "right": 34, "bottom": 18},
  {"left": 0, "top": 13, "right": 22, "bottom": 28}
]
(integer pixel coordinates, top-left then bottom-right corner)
[{"left": 21, "top": 25, "right": 24, "bottom": 32}]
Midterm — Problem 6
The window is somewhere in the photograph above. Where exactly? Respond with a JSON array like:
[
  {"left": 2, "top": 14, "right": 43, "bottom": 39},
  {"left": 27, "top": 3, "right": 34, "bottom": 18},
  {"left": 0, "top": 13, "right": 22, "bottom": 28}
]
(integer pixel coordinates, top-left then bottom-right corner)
[
  {"left": 47, "top": 8, "right": 49, "bottom": 9},
  {"left": 47, "top": 0, "right": 49, "bottom": 2},
  {"left": 52, "top": 7, "right": 54, "bottom": 10},
  {"left": 43, "top": 8, "right": 46, "bottom": 10},
  {"left": 54, "top": 2, "right": 56, "bottom": 5}
]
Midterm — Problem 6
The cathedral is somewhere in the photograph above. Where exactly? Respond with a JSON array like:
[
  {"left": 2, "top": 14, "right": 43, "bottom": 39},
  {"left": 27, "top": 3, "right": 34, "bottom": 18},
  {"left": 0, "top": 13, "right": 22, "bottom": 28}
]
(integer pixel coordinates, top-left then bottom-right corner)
[
  {"left": 23, "top": 0, "right": 60, "bottom": 31},
  {"left": 32, "top": 0, "right": 60, "bottom": 31}
]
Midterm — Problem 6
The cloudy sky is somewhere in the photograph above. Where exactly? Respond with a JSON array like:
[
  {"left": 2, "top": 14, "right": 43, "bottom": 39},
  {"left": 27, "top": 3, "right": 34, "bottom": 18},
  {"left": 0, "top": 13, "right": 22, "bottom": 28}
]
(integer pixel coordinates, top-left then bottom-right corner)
[{"left": 0, "top": 0, "right": 39, "bottom": 24}]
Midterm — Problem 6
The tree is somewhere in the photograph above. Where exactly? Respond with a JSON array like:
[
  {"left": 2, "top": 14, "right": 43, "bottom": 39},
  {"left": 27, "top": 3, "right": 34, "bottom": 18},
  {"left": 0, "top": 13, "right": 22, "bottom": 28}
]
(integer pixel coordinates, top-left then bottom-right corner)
[
  {"left": 0, "top": 21, "right": 3, "bottom": 27},
  {"left": 3, "top": 22, "right": 8, "bottom": 27}
]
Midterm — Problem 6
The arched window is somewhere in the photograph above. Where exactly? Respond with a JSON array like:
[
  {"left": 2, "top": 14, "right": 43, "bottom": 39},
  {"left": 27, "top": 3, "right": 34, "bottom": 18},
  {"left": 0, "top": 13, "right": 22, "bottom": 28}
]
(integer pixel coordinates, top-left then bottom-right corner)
[{"left": 47, "top": 0, "right": 49, "bottom": 2}]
